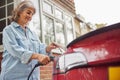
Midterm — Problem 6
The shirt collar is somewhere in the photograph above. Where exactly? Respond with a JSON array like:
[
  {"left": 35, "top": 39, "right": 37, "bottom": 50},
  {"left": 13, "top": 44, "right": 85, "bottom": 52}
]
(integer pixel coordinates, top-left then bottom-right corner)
[
  {"left": 11, "top": 21, "right": 20, "bottom": 28},
  {"left": 11, "top": 21, "right": 30, "bottom": 30}
]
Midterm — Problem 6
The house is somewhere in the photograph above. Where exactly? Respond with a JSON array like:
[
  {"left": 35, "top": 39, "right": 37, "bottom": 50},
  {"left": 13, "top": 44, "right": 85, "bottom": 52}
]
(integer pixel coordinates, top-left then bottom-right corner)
[{"left": 0, "top": 0, "right": 83, "bottom": 80}]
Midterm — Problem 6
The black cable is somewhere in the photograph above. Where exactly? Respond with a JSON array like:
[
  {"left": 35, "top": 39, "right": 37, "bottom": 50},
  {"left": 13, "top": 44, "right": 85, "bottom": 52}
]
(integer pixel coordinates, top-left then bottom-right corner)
[
  {"left": 27, "top": 56, "right": 54, "bottom": 80},
  {"left": 27, "top": 65, "right": 38, "bottom": 80}
]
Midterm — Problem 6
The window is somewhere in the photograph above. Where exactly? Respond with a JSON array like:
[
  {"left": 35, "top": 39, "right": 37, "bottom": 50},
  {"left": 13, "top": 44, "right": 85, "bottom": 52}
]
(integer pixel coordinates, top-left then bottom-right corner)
[
  {"left": 0, "top": 0, "right": 14, "bottom": 51},
  {"left": 43, "top": 15, "right": 55, "bottom": 44},
  {"left": 43, "top": 1, "right": 53, "bottom": 14},
  {"left": 55, "top": 21, "right": 65, "bottom": 46},
  {"left": 0, "top": 34, "right": 2, "bottom": 45},
  {"left": 0, "top": 20, "right": 6, "bottom": 32},
  {"left": 7, "top": 4, "right": 13, "bottom": 16},
  {"left": 7, "top": 0, "right": 14, "bottom": 4},
  {"left": 29, "top": 0, "right": 41, "bottom": 37},
  {"left": 28, "top": 0, "right": 75, "bottom": 47},
  {"left": 0, "top": 7, "right": 5, "bottom": 19},
  {"left": 55, "top": 9, "right": 63, "bottom": 20},
  {"left": 64, "top": 15, "right": 74, "bottom": 44}
]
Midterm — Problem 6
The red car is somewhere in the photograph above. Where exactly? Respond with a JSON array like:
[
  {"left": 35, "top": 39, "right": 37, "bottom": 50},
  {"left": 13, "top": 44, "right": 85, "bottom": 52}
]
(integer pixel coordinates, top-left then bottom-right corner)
[{"left": 53, "top": 23, "right": 120, "bottom": 80}]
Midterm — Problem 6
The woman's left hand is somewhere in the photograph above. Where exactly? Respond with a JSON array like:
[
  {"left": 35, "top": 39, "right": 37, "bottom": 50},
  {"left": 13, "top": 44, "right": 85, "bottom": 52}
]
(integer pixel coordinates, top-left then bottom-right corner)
[{"left": 46, "top": 42, "right": 61, "bottom": 53}]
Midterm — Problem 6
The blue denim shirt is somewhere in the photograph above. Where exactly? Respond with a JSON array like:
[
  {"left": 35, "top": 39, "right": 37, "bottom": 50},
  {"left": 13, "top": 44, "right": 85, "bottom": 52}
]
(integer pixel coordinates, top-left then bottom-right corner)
[{"left": 0, "top": 22, "right": 47, "bottom": 80}]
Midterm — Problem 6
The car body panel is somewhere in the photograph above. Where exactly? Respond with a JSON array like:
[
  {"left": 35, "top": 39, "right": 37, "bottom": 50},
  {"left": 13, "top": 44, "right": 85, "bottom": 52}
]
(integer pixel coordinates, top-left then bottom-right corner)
[{"left": 53, "top": 23, "right": 120, "bottom": 80}]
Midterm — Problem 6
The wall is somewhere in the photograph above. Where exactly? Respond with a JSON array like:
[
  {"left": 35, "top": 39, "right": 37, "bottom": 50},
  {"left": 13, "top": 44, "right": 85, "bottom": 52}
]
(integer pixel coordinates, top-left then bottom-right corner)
[{"left": 40, "top": 62, "right": 53, "bottom": 80}]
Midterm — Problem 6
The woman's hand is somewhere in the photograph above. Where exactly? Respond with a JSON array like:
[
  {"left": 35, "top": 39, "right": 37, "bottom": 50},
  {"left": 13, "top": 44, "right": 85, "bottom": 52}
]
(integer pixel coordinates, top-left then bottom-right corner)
[
  {"left": 31, "top": 53, "right": 50, "bottom": 65},
  {"left": 37, "top": 54, "right": 50, "bottom": 65},
  {"left": 46, "top": 42, "right": 62, "bottom": 53}
]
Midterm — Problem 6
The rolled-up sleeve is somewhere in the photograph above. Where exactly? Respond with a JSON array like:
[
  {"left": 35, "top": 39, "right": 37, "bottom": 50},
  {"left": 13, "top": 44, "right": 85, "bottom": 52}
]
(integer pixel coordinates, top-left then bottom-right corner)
[{"left": 21, "top": 51, "right": 33, "bottom": 64}]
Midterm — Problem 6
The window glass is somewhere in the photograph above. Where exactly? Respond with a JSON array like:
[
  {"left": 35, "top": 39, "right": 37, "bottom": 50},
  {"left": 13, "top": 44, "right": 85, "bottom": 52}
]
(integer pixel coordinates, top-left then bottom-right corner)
[
  {"left": 0, "top": 0, "right": 5, "bottom": 6},
  {"left": 0, "top": 20, "right": 6, "bottom": 32},
  {"left": 7, "top": 0, "right": 13, "bottom": 4},
  {"left": 28, "top": 0, "right": 41, "bottom": 37},
  {"left": 55, "top": 21, "right": 65, "bottom": 46},
  {"left": 64, "top": 15, "right": 74, "bottom": 44},
  {"left": 0, "top": 0, "right": 14, "bottom": 48},
  {"left": 7, "top": 4, "right": 14, "bottom": 16},
  {"left": 0, "top": 7, "right": 5, "bottom": 19},
  {"left": 42, "top": 1, "right": 75, "bottom": 46},
  {"left": 29, "top": 18, "right": 41, "bottom": 37},
  {"left": 7, "top": 18, "right": 11, "bottom": 25},
  {"left": 55, "top": 9, "right": 63, "bottom": 20},
  {"left": 43, "top": 1, "right": 53, "bottom": 14},
  {"left": 0, "top": 34, "right": 2, "bottom": 45},
  {"left": 43, "top": 15, "right": 55, "bottom": 45}
]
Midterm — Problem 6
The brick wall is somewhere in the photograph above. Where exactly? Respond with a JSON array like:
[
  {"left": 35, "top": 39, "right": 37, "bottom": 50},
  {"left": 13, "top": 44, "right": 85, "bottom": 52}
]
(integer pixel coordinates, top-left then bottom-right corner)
[
  {"left": 40, "top": 62, "right": 53, "bottom": 80},
  {"left": 40, "top": 54, "right": 61, "bottom": 80}
]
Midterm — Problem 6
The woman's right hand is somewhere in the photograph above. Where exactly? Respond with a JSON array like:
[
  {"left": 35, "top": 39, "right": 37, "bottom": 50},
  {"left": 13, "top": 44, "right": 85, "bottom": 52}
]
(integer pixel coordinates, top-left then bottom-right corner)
[{"left": 31, "top": 53, "right": 50, "bottom": 65}]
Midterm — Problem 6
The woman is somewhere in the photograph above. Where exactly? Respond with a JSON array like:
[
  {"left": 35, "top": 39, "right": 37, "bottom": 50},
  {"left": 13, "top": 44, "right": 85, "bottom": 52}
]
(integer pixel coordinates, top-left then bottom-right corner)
[{"left": 0, "top": 1, "right": 60, "bottom": 80}]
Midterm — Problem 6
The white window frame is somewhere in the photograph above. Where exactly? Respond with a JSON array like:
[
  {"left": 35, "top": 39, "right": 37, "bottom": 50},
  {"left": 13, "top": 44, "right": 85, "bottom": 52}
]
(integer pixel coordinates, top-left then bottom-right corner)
[
  {"left": 0, "top": 0, "right": 15, "bottom": 52},
  {"left": 41, "top": 0, "right": 75, "bottom": 46}
]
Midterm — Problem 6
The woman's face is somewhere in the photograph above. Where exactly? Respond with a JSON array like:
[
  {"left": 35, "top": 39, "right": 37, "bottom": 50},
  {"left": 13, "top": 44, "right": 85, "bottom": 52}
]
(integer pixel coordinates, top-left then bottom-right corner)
[{"left": 18, "top": 8, "right": 34, "bottom": 25}]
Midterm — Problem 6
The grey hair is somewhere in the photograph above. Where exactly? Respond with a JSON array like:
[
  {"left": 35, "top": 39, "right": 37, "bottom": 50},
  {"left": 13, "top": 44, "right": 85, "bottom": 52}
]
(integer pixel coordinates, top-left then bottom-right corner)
[{"left": 10, "top": 1, "right": 36, "bottom": 22}]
